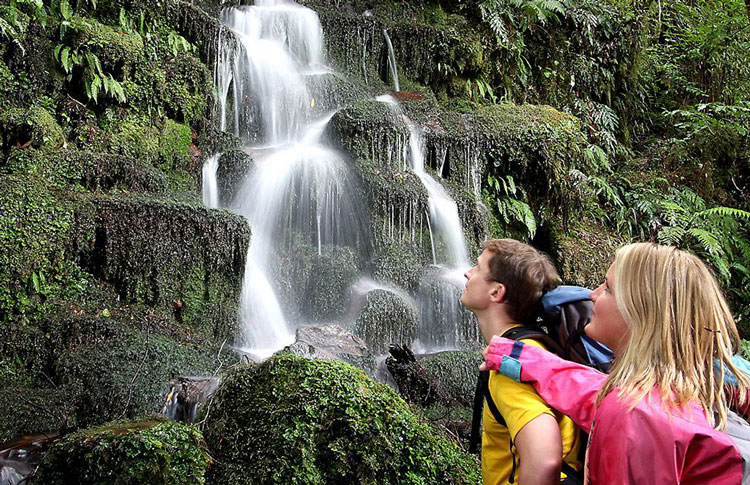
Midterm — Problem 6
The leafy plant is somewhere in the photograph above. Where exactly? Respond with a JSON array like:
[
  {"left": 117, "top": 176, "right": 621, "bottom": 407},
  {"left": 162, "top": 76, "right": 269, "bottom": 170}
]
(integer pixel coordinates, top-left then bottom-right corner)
[
  {"left": 54, "top": 41, "right": 126, "bottom": 103},
  {"left": 484, "top": 174, "right": 537, "bottom": 239}
]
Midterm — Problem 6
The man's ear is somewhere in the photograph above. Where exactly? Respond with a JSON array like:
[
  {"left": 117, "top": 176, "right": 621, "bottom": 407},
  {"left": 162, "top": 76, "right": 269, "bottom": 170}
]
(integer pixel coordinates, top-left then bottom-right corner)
[{"left": 489, "top": 283, "right": 506, "bottom": 303}]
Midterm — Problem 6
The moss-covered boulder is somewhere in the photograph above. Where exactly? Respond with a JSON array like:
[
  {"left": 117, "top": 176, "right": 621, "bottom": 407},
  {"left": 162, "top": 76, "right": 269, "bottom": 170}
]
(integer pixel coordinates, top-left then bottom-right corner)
[
  {"left": 0, "top": 106, "right": 65, "bottom": 155},
  {"left": 547, "top": 218, "right": 629, "bottom": 289},
  {"left": 203, "top": 354, "right": 481, "bottom": 484},
  {"left": 274, "top": 243, "right": 360, "bottom": 323},
  {"left": 419, "top": 350, "right": 482, "bottom": 407},
  {"left": 371, "top": 244, "right": 427, "bottom": 293},
  {"left": 80, "top": 196, "right": 250, "bottom": 339},
  {"left": 30, "top": 416, "right": 210, "bottom": 484},
  {"left": 6, "top": 150, "right": 168, "bottom": 193},
  {"left": 354, "top": 288, "right": 419, "bottom": 354}
]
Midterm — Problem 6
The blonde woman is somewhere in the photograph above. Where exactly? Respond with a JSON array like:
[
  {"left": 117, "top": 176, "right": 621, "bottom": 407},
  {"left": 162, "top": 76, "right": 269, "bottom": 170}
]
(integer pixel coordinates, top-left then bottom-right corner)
[{"left": 481, "top": 242, "right": 749, "bottom": 483}]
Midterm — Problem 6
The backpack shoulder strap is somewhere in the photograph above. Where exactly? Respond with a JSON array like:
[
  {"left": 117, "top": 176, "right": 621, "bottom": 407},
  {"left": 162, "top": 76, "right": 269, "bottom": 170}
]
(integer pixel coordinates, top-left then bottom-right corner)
[{"left": 502, "top": 325, "right": 565, "bottom": 357}]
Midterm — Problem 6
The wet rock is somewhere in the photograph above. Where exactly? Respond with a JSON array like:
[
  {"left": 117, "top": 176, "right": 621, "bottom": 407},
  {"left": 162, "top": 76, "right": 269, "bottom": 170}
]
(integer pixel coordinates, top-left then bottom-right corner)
[
  {"left": 216, "top": 149, "right": 254, "bottom": 206},
  {"left": 354, "top": 288, "right": 419, "bottom": 354},
  {"left": 419, "top": 350, "right": 483, "bottom": 407},
  {"left": 386, "top": 344, "right": 460, "bottom": 408},
  {"left": 203, "top": 354, "right": 481, "bottom": 484},
  {"left": 79, "top": 196, "right": 250, "bottom": 339},
  {"left": 30, "top": 416, "right": 210, "bottom": 484},
  {"left": 162, "top": 376, "right": 221, "bottom": 424},
  {"left": 284, "top": 324, "right": 376, "bottom": 374}
]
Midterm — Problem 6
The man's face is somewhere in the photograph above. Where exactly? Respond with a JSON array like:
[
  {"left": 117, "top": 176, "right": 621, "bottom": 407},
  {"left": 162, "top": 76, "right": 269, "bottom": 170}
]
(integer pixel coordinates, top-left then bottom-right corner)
[{"left": 460, "top": 249, "right": 497, "bottom": 313}]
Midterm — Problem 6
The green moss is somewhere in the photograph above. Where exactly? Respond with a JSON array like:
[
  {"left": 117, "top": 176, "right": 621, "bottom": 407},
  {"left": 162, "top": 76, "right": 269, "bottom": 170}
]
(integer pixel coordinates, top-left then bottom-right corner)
[
  {"left": 546, "top": 217, "right": 629, "bottom": 288},
  {"left": 0, "top": 174, "right": 90, "bottom": 323},
  {"left": 0, "top": 106, "right": 65, "bottom": 154},
  {"left": 419, "top": 351, "right": 482, "bottom": 407},
  {"left": 53, "top": 325, "right": 219, "bottom": 427},
  {"left": 68, "top": 16, "right": 145, "bottom": 71},
  {"left": 372, "top": 245, "right": 427, "bottom": 293},
  {"left": 80, "top": 195, "right": 249, "bottom": 339},
  {"left": 354, "top": 289, "right": 419, "bottom": 354},
  {"left": 203, "top": 355, "right": 481, "bottom": 484},
  {"left": 31, "top": 416, "right": 210, "bottom": 484},
  {"left": 274, "top": 242, "right": 360, "bottom": 322}
]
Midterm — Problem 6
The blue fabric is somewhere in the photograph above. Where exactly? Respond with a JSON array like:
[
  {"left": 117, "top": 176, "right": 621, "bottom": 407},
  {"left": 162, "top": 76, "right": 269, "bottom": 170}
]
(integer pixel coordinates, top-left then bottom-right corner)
[
  {"left": 582, "top": 335, "right": 614, "bottom": 367},
  {"left": 542, "top": 285, "right": 592, "bottom": 310},
  {"left": 499, "top": 356, "right": 522, "bottom": 382},
  {"left": 510, "top": 340, "right": 524, "bottom": 359},
  {"left": 718, "top": 355, "right": 750, "bottom": 386}
]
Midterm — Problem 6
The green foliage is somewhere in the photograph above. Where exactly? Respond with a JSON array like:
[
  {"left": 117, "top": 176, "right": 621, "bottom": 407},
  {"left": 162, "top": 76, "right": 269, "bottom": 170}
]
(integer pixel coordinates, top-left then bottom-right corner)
[
  {"left": 204, "top": 355, "right": 481, "bottom": 484},
  {"left": 53, "top": 15, "right": 142, "bottom": 103},
  {"left": 31, "top": 416, "right": 211, "bottom": 484},
  {"left": 642, "top": 0, "right": 750, "bottom": 109},
  {"left": 483, "top": 174, "right": 536, "bottom": 239}
]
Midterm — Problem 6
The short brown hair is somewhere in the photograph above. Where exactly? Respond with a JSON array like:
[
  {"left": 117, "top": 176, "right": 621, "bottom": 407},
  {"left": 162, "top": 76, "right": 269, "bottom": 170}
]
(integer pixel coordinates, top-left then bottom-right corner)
[{"left": 482, "top": 239, "right": 560, "bottom": 324}]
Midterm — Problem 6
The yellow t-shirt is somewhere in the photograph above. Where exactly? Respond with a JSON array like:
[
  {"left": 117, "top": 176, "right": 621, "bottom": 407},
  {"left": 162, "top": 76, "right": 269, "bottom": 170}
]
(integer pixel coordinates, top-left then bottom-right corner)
[{"left": 482, "top": 335, "right": 581, "bottom": 485}]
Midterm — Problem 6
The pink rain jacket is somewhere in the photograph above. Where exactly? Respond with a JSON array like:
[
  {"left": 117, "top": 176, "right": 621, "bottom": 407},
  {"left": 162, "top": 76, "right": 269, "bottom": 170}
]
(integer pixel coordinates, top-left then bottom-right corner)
[{"left": 484, "top": 336, "right": 743, "bottom": 484}]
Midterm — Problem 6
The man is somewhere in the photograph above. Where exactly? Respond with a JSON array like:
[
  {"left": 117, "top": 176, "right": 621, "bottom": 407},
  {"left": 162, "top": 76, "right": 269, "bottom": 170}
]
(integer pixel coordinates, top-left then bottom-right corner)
[{"left": 461, "top": 239, "right": 581, "bottom": 485}]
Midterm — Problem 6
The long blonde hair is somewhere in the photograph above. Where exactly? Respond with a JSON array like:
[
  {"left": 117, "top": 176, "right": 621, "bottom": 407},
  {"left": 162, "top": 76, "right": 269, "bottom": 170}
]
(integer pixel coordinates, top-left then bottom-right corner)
[{"left": 597, "top": 242, "right": 748, "bottom": 429}]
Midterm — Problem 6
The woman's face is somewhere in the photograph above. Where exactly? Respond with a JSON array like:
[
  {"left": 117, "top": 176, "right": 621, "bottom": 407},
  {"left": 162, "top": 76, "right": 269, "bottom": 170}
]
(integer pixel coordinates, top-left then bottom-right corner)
[{"left": 585, "top": 264, "right": 630, "bottom": 355}]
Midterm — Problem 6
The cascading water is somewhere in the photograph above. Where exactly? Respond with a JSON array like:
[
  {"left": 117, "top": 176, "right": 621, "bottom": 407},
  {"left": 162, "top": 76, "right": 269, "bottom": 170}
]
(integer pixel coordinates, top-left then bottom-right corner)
[
  {"left": 207, "top": 0, "right": 480, "bottom": 358},
  {"left": 382, "top": 29, "right": 400, "bottom": 92},
  {"left": 201, "top": 153, "right": 220, "bottom": 209},
  {"left": 375, "top": 95, "right": 477, "bottom": 350},
  {"left": 215, "top": 1, "right": 369, "bottom": 358}
]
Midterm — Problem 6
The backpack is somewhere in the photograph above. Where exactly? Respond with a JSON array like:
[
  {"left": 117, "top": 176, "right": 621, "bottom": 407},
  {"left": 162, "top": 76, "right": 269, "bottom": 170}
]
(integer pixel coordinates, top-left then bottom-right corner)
[
  {"left": 468, "top": 286, "right": 614, "bottom": 483},
  {"left": 720, "top": 355, "right": 750, "bottom": 484}
]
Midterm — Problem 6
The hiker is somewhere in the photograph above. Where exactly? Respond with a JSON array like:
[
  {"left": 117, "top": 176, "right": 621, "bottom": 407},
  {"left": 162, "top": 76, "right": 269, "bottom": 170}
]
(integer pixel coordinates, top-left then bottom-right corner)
[
  {"left": 461, "top": 238, "right": 582, "bottom": 484},
  {"left": 481, "top": 242, "right": 749, "bottom": 483}
]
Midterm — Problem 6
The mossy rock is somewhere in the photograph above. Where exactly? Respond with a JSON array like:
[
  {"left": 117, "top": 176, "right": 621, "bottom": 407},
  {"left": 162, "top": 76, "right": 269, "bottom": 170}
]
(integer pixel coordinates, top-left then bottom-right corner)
[
  {"left": 327, "top": 99, "right": 410, "bottom": 170},
  {"left": 79, "top": 196, "right": 250, "bottom": 340},
  {"left": 216, "top": 150, "right": 253, "bottom": 206},
  {"left": 419, "top": 350, "right": 482, "bottom": 407},
  {"left": 30, "top": 416, "right": 210, "bottom": 484},
  {"left": 0, "top": 106, "right": 65, "bottom": 154},
  {"left": 66, "top": 16, "right": 144, "bottom": 72},
  {"left": 274, "top": 242, "right": 360, "bottom": 323},
  {"left": 0, "top": 383, "right": 78, "bottom": 444},
  {"left": 203, "top": 354, "right": 481, "bottom": 484},
  {"left": 371, "top": 244, "right": 427, "bottom": 293},
  {"left": 354, "top": 289, "right": 419, "bottom": 354},
  {"left": 0, "top": 174, "right": 89, "bottom": 323},
  {"left": 6, "top": 149, "right": 168, "bottom": 193},
  {"left": 547, "top": 217, "right": 629, "bottom": 289},
  {"left": 52, "top": 322, "right": 220, "bottom": 427}
]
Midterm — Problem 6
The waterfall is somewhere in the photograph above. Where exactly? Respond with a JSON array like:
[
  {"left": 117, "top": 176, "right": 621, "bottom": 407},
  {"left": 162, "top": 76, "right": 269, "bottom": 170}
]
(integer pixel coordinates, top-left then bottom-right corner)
[
  {"left": 382, "top": 29, "right": 400, "bottom": 92},
  {"left": 376, "top": 95, "right": 469, "bottom": 269},
  {"left": 201, "top": 153, "right": 220, "bottom": 209},
  {"left": 216, "top": 1, "right": 369, "bottom": 358},
  {"left": 376, "top": 94, "right": 474, "bottom": 351}
]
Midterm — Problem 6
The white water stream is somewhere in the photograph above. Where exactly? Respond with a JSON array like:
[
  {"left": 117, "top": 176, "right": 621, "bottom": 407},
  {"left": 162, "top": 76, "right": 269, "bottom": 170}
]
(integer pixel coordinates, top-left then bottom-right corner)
[{"left": 383, "top": 29, "right": 400, "bottom": 92}]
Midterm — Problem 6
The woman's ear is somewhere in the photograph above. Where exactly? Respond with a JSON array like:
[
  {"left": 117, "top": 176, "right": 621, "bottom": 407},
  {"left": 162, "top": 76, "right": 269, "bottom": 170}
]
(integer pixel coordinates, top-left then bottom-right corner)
[{"left": 489, "top": 283, "right": 506, "bottom": 303}]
